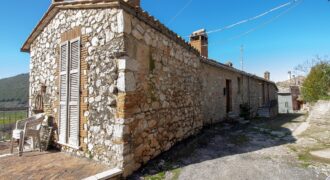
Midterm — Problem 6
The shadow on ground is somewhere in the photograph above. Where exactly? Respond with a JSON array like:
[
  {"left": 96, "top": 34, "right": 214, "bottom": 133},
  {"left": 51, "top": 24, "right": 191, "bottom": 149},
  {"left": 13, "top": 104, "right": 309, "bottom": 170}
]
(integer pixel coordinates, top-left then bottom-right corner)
[{"left": 129, "top": 114, "right": 304, "bottom": 179}]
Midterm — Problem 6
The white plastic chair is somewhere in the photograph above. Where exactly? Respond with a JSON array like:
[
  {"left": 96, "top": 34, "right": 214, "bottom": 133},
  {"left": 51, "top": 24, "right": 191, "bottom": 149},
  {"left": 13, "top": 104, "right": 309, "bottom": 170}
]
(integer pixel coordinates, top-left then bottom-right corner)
[{"left": 10, "top": 113, "right": 45, "bottom": 156}]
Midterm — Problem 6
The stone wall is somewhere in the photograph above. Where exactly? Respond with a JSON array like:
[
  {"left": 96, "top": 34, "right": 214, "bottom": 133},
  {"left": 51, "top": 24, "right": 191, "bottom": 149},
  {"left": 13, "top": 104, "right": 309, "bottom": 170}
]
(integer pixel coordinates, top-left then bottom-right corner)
[
  {"left": 201, "top": 61, "right": 278, "bottom": 124},
  {"left": 28, "top": 2, "right": 279, "bottom": 177},
  {"left": 29, "top": 8, "right": 126, "bottom": 168},
  {"left": 119, "top": 11, "right": 204, "bottom": 176}
]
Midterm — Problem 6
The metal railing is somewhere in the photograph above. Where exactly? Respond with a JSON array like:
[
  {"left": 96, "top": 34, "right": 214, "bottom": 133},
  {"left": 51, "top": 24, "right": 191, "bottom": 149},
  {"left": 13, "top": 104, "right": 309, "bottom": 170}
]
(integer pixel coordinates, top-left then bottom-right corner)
[{"left": 0, "top": 107, "right": 29, "bottom": 142}]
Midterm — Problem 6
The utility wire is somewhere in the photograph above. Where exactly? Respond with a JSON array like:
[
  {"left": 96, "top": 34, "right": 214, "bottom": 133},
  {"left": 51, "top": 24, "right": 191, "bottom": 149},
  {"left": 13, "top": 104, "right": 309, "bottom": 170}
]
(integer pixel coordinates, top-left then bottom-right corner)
[
  {"left": 204, "top": 0, "right": 302, "bottom": 47},
  {"left": 185, "top": 0, "right": 299, "bottom": 37},
  {"left": 168, "top": 0, "right": 193, "bottom": 25}
]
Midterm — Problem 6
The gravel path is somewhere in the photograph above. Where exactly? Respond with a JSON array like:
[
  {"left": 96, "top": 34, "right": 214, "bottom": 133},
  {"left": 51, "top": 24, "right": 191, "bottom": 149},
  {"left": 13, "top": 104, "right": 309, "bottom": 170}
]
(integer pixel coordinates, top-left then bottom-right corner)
[{"left": 130, "top": 113, "right": 329, "bottom": 180}]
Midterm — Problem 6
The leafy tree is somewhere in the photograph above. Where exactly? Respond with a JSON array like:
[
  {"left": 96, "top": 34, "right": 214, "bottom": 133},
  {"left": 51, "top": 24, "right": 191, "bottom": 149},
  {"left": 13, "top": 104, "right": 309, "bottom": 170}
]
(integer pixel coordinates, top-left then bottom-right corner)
[{"left": 301, "top": 62, "right": 330, "bottom": 102}]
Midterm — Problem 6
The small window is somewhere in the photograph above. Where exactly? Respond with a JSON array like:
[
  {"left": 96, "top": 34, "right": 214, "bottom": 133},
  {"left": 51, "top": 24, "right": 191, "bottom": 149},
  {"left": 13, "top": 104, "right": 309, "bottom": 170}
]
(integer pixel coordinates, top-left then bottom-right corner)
[{"left": 285, "top": 102, "right": 289, "bottom": 107}]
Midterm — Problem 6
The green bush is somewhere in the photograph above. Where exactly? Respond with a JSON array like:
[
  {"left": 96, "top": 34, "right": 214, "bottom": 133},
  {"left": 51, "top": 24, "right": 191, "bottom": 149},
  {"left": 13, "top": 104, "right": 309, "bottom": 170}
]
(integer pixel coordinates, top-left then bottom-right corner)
[{"left": 301, "top": 62, "right": 330, "bottom": 102}]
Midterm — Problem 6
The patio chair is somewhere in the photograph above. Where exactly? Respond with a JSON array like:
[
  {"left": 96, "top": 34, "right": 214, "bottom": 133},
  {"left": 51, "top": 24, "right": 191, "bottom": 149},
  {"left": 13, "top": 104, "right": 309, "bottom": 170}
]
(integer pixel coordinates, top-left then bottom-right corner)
[{"left": 10, "top": 113, "right": 45, "bottom": 156}]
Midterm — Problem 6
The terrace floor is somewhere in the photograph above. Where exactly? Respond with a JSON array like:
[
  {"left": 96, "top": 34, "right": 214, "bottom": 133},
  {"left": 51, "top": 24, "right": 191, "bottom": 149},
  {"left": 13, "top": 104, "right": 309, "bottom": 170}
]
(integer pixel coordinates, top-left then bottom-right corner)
[{"left": 0, "top": 142, "right": 109, "bottom": 180}]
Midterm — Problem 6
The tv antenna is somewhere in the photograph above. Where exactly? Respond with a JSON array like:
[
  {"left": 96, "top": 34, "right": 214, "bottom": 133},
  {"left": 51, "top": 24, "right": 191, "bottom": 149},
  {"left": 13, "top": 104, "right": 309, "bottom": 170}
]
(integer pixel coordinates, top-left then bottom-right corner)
[{"left": 240, "top": 45, "right": 244, "bottom": 71}]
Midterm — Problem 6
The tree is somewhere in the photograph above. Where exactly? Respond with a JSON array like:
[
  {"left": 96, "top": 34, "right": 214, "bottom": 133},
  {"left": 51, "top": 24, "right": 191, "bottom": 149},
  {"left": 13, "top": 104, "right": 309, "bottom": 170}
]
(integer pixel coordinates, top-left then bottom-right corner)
[
  {"left": 301, "top": 62, "right": 330, "bottom": 102},
  {"left": 294, "top": 55, "right": 330, "bottom": 76}
]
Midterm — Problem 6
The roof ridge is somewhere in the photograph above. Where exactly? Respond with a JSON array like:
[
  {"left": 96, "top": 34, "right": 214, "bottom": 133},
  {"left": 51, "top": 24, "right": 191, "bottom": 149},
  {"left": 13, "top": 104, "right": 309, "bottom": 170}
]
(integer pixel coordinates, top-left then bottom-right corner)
[
  {"left": 21, "top": 0, "right": 200, "bottom": 56},
  {"left": 201, "top": 58, "right": 277, "bottom": 85},
  {"left": 126, "top": 4, "right": 200, "bottom": 55}
]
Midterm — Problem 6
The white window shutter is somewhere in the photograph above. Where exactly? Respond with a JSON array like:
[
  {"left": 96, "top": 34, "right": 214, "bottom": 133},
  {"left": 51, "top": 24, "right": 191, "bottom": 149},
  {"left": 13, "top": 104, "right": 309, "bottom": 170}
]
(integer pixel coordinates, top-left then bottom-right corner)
[
  {"left": 68, "top": 38, "right": 80, "bottom": 147},
  {"left": 59, "top": 42, "right": 69, "bottom": 144}
]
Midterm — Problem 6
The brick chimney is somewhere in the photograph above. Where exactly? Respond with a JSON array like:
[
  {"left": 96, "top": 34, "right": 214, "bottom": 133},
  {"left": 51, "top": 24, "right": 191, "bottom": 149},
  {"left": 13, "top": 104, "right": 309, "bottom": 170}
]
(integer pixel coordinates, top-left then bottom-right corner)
[
  {"left": 190, "top": 29, "right": 208, "bottom": 58},
  {"left": 123, "top": 0, "right": 140, "bottom": 7},
  {"left": 264, "top": 71, "right": 270, "bottom": 80}
]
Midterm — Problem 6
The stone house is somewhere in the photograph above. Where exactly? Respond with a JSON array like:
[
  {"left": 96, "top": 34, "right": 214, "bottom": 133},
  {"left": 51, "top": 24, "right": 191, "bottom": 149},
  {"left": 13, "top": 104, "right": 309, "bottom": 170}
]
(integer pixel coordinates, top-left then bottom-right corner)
[
  {"left": 278, "top": 86, "right": 302, "bottom": 113},
  {"left": 21, "top": 0, "right": 278, "bottom": 176}
]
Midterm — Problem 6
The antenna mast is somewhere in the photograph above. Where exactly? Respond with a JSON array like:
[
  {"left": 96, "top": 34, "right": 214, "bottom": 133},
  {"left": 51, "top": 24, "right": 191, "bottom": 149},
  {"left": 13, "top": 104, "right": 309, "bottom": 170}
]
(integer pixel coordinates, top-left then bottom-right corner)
[{"left": 240, "top": 45, "right": 244, "bottom": 71}]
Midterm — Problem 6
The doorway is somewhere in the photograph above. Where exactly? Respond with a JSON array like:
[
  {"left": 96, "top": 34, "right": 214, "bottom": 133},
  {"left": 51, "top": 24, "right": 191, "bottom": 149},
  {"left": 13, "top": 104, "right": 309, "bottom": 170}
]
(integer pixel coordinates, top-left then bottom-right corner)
[{"left": 226, "top": 79, "right": 232, "bottom": 113}]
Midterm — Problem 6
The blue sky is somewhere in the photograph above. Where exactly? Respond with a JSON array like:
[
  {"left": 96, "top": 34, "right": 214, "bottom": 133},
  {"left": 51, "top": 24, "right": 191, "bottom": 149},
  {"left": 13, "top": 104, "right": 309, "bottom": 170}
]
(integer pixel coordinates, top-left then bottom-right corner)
[{"left": 0, "top": 0, "right": 329, "bottom": 82}]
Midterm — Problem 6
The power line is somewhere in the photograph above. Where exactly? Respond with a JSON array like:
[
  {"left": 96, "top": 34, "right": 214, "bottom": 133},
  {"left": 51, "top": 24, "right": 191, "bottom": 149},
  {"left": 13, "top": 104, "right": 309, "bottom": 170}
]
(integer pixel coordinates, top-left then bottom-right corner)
[
  {"left": 204, "top": 0, "right": 303, "bottom": 47},
  {"left": 206, "top": 0, "right": 299, "bottom": 34},
  {"left": 168, "top": 0, "right": 193, "bottom": 25},
  {"left": 185, "top": 0, "right": 299, "bottom": 37}
]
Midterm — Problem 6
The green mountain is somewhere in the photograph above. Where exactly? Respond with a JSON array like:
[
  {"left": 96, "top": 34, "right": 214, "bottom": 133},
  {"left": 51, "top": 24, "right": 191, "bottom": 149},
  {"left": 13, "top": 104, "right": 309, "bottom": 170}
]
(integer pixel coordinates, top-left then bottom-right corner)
[{"left": 0, "top": 73, "right": 29, "bottom": 108}]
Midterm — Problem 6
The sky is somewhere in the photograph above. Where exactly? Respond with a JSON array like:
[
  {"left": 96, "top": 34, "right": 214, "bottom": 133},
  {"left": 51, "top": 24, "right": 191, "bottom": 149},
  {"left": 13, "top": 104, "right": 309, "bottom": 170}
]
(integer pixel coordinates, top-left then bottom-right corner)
[{"left": 0, "top": 0, "right": 329, "bottom": 82}]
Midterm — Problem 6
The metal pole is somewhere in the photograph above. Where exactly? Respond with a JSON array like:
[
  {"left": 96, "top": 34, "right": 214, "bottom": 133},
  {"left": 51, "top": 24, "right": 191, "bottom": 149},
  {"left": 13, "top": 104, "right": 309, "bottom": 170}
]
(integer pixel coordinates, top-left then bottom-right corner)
[{"left": 240, "top": 45, "right": 244, "bottom": 71}]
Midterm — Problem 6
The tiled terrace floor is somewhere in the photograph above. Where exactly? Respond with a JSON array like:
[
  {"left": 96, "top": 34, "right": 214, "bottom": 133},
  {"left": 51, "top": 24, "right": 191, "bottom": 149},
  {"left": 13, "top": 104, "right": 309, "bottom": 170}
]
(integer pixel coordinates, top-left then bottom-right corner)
[{"left": 0, "top": 142, "right": 108, "bottom": 180}]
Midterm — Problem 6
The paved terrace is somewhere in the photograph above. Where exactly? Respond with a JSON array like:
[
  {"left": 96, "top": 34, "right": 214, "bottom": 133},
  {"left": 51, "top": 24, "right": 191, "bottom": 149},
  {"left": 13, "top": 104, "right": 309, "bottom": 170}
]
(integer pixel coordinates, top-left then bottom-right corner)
[{"left": 0, "top": 142, "right": 108, "bottom": 179}]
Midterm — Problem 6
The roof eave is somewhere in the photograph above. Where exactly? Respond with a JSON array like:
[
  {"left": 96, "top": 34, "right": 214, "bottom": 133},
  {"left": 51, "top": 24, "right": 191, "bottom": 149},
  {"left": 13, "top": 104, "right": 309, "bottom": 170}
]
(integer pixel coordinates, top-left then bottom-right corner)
[
  {"left": 20, "top": 0, "right": 199, "bottom": 55},
  {"left": 21, "top": 4, "right": 57, "bottom": 53},
  {"left": 20, "top": 0, "right": 122, "bottom": 53},
  {"left": 201, "top": 58, "right": 278, "bottom": 89}
]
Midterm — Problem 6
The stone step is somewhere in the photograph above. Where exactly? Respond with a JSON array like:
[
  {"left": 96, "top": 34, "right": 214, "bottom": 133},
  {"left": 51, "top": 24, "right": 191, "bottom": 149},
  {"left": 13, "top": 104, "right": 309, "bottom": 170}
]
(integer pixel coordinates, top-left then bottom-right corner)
[{"left": 310, "top": 149, "right": 330, "bottom": 161}]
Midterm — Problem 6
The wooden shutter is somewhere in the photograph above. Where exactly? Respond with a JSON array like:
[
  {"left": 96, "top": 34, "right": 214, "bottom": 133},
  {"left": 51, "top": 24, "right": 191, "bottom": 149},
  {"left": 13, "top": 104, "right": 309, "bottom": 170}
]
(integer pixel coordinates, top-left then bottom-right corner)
[
  {"left": 68, "top": 38, "right": 80, "bottom": 147},
  {"left": 59, "top": 42, "right": 69, "bottom": 144}
]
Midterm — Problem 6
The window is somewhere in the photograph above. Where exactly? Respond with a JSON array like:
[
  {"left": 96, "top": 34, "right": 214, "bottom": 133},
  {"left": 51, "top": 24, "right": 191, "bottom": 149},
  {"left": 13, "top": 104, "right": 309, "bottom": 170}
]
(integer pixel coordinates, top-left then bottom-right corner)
[
  {"left": 58, "top": 38, "right": 81, "bottom": 148},
  {"left": 285, "top": 102, "right": 289, "bottom": 108}
]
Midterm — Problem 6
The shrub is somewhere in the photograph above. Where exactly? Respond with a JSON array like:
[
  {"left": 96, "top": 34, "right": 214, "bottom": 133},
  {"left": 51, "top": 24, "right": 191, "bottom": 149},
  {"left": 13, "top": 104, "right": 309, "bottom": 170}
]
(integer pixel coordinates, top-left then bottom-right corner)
[{"left": 301, "top": 62, "right": 330, "bottom": 102}]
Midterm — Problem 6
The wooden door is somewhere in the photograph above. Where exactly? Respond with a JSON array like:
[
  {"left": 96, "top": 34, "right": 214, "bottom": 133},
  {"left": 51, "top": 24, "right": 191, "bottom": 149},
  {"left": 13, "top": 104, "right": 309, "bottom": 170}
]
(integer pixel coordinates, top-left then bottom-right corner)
[{"left": 262, "top": 83, "right": 265, "bottom": 105}]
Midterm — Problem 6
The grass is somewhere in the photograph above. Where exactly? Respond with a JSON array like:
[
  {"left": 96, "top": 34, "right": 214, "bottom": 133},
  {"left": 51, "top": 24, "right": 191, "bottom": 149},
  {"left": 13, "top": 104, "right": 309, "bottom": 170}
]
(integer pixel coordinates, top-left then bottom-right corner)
[
  {"left": 0, "top": 111, "right": 27, "bottom": 125},
  {"left": 171, "top": 168, "right": 181, "bottom": 180},
  {"left": 144, "top": 168, "right": 181, "bottom": 180},
  {"left": 288, "top": 143, "right": 330, "bottom": 168},
  {"left": 145, "top": 171, "right": 166, "bottom": 180},
  {"left": 320, "top": 95, "right": 330, "bottom": 100},
  {"left": 288, "top": 145, "right": 312, "bottom": 168},
  {"left": 298, "top": 153, "right": 312, "bottom": 168}
]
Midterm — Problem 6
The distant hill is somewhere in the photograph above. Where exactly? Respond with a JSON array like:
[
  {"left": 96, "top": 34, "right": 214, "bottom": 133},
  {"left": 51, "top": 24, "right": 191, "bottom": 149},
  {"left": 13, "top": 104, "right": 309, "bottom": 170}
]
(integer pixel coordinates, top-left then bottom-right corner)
[
  {"left": 276, "top": 76, "right": 306, "bottom": 89},
  {"left": 0, "top": 73, "right": 29, "bottom": 108}
]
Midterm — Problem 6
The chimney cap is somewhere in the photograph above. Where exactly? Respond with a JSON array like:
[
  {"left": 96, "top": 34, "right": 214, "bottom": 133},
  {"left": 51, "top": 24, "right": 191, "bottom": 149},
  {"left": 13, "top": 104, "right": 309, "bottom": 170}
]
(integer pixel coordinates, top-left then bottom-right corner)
[
  {"left": 124, "top": 0, "right": 140, "bottom": 7},
  {"left": 191, "top": 29, "right": 207, "bottom": 37},
  {"left": 226, "top": 61, "right": 233, "bottom": 67}
]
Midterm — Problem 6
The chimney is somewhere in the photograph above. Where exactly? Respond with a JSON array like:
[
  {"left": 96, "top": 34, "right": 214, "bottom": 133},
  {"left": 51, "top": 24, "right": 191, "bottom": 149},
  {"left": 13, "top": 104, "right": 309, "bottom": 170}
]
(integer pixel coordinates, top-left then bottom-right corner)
[
  {"left": 264, "top": 71, "right": 270, "bottom": 80},
  {"left": 123, "top": 0, "right": 140, "bottom": 7},
  {"left": 190, "top": 29, "right": 208, "bottom": 58},
  {"left": 226, "top": 61, "right": 233, "bottom": 67}
]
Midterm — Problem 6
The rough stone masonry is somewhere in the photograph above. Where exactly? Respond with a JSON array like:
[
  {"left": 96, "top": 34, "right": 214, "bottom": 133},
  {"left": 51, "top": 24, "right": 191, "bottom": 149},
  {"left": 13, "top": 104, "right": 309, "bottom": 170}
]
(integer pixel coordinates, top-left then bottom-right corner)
[{"left": 21, "top": 0, "right": 278, "bottom": 177}]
